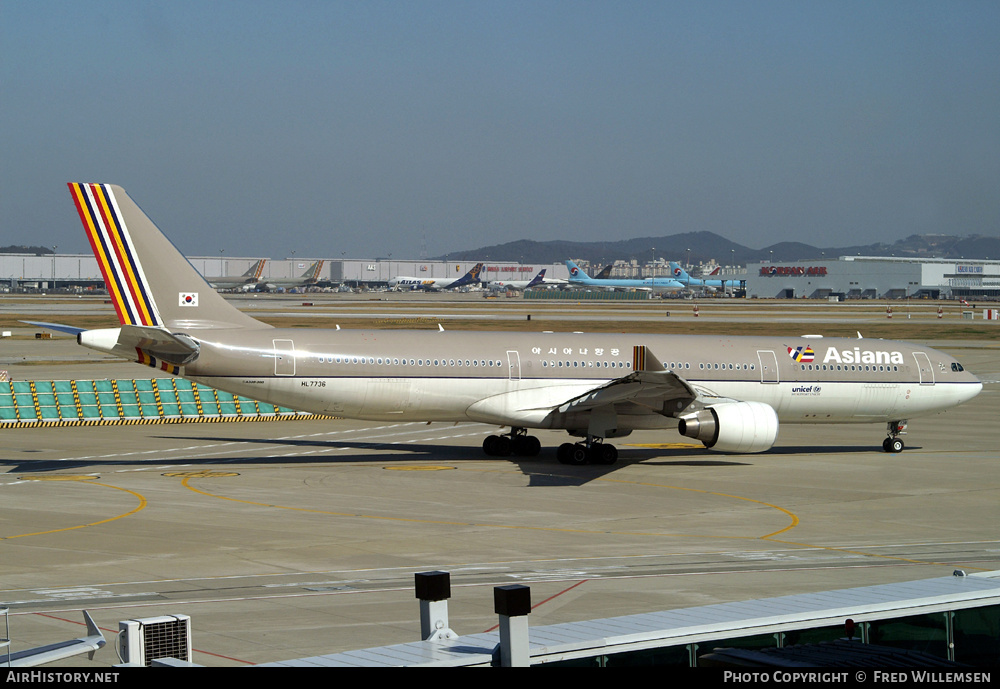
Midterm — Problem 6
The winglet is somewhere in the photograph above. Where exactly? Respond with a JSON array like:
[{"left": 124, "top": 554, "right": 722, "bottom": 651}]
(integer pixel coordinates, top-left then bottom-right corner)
[{"left": 83, "top": 610, "right": 105, "bottom": 660}]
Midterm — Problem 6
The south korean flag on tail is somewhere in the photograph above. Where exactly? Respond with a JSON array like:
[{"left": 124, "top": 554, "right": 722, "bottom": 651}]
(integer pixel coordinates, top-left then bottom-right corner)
[{"left": 179, "top": 292, "right": 199, "bottom": 307}]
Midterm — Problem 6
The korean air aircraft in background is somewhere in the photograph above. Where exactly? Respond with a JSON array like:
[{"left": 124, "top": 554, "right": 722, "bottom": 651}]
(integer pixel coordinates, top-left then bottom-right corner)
[
  {"left": 565, "top": 260, "right": 686, "bottom": 294},
  {"left": 56, "top": 184, "right": 981, "bottom": 465},
  {"left": 669, "top": 261, "right": 741, "bottom": 292}
]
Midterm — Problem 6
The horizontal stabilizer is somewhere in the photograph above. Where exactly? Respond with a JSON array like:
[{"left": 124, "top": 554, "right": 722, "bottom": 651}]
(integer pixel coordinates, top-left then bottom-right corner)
[
  {"left": 78, "top": 325, "right": 200, "bottom": 367},
  {"left": 119, "top": 325, "right": 201, "bottom": 365},
  {"left": 20, "top": 320, "right": 86, "bottom": 336}
]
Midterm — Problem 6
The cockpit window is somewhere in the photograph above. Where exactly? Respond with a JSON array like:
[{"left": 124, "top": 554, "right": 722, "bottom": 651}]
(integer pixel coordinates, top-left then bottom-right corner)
[{"left": 951, "top": 362, "right": 965, "bottom": 372}]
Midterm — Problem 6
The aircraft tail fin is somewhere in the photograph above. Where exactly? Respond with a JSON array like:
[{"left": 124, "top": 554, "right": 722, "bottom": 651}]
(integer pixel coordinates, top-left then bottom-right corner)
[
  {"left": 526, "top": 269, "right": 546, "bottom": 287},
  {"left": 242, "top": 259, "right": 266, "bottom": 280},
  {"left": 68, "top": 183, "right": 266, "bottom": 331},
  {"left": 594, "top": 264, "right": 613, "bottom": 279},
  {"left": 451, "top": 262, "right": 484, "bottom": 288},
  {"left": 669, "top": 261, "right": 691, "bottom": 280},
  {"left": 565, "top": 260, "right": 591, "bottom": 280},
  {"left": 302, "top": 259, "right": 324, "bottom": 280}
]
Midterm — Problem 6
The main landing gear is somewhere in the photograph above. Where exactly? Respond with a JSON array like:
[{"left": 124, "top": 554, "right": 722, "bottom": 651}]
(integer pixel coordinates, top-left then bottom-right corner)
[
  {"left": 482, "top": 427, "right": 541, "bottom": 457},
  {"left": 482, "top": 429, "right": 619, "bottom": 465},
  {"left": 557, "top": 438, "right": 618, "bottom": 465},
  {"left": 882, "top": 420, "right": 907, "bottom": 453}
]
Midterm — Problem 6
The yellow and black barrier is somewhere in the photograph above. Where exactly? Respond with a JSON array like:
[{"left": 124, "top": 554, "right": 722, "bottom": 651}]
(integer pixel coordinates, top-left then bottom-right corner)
[{"left": 0, "top": 379, "right": 335, "bottom": 427}]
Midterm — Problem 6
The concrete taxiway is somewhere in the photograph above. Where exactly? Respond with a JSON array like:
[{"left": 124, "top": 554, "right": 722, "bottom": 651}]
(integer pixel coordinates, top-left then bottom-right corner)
[{"left": 0, "top": 298, "right": 998, "bottom": 666}]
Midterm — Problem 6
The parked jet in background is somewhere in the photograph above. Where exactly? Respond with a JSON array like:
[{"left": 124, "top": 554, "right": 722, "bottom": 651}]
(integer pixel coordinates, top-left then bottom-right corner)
[
  {"left": 253, "top": 260, "right": 325, "bottom": 291},
  {"left": 205, "top": 259, "right": 266, "bottom": 290},
  {"left": 388, "top": 263, "right": 484, "bottom": 291},
  {"left": 566, "top": 260, "right": 685, "bottom": 293},
  {"left": 485, "top": 269, "right": 547, "bottom": 292},
  {"left": 669, "top": 262, "right": 741, "bottom": 292},
  {"left": 62, "top": 184, "right": 981, "bottom": 465}
]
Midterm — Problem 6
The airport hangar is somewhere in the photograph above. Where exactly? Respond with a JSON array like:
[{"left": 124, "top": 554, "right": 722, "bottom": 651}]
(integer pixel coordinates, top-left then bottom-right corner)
[
  {"left": 746, "top": 256, "right": 1000, "bottom": 301},
  {"left": 0, "top": 254, "right": 569, "bottom": 290}
]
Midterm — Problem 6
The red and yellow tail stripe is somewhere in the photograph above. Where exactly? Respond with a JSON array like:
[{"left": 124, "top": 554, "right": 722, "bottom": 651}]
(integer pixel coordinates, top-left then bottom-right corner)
[{"left": 68, "top": 183, "right": 160, "bottom": 327}]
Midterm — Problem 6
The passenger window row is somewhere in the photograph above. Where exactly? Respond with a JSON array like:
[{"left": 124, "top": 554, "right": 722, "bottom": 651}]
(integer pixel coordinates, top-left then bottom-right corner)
[
  {"left": 541, "top": 360, "right": 629, "bottom": 369},
  {"left": 799, "top": 364, "right": 900, "bottom": 373},
  {"left": 698, "top": 363, "right": 755, "bottom": 371},
  {"left": 317, "top": 356, "right": 504, "bottom": 368}
]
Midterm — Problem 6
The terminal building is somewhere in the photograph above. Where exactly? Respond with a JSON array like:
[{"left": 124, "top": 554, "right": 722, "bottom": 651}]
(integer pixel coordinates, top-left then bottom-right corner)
[{"left": 747, "top": 257, "right": 1000, "bottom": 300}]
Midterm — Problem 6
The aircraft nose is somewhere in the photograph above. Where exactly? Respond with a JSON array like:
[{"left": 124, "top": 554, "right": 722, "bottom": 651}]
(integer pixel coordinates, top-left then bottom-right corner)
[{"left": 964, "top": 379, "right": 984, "bottom": 403}]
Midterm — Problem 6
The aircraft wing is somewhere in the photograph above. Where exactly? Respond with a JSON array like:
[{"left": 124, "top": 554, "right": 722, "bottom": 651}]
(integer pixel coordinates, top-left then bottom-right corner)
[
  {"left": 8, "top": 610, "right": 106, "bottom": 667},
  {"left": 556, "top": 367, "right": 696, "bottom": 415},
  {"left": 550, "top": 346, "right": 733, "bottom": 417}
]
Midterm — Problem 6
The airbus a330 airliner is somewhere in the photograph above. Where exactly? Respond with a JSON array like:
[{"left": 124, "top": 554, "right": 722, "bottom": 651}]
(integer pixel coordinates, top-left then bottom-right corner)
[{"left": 63, "top": 184, "right": 981, "bottom": 464}]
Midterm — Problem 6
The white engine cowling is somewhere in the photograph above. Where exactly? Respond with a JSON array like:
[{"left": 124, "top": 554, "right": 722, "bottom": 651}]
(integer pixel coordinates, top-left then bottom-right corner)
[{"left": 677, "top": 401, "right": 779, "bottom": 453}]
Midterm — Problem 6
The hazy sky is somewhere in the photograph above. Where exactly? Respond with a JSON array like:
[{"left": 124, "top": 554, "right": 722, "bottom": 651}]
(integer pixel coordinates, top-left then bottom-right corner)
[{"left": 2, "top": 1, "right": 998, "bottom": 260}]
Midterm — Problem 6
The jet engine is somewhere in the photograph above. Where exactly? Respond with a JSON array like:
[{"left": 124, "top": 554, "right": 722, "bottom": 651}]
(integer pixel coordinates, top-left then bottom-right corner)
[{"left": 677, "top": 401, "right": 778, "bottom": 453}]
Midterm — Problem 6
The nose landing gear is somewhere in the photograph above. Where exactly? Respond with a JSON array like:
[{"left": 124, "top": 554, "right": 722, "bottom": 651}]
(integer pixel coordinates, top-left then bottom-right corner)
[{"left": 882, "top": 420, "right": 907, "bottom": 453}]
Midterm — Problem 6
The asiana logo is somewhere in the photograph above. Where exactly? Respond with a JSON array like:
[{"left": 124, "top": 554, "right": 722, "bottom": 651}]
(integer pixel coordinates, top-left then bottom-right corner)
[
  {"left": 823, "top": 347, "right": 904, "bottom": 365},
  {"left": 787, "top": 346, "right": 815, "bottom": 362}
]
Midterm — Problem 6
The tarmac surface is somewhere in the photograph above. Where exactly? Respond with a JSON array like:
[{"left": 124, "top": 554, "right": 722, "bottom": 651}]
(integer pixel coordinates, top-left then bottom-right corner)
[{"left": 1, "top": 294, "right": 999, "bottom": 667}]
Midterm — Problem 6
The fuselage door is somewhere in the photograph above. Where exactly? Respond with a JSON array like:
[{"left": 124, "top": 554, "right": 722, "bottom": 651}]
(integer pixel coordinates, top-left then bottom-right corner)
[
  {"left": 273, "top": 339, "right": 295, "bottom": 376},
  {"left": 506, "top": 350, "right": 521, "bottom": 381},
  {"left": 757, "top": 350, "right": 779, "bottom": 384},
  {"left": 913, "top": 351, "right": 935, "bottom": 385}
]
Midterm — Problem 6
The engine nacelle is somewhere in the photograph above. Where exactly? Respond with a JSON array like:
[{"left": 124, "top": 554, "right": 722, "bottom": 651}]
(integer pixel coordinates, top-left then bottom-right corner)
[{"left": 677, "top": 401, "right": 778, "bottom": 453}]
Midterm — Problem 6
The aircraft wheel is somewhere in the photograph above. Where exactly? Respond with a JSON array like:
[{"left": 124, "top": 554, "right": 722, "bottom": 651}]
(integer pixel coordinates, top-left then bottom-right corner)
[
  {"left": 567, "top": 445, "right": 588, "bottom": 465},
  {"left": 558, "top": 443, "right": 587, "bottom": 465},
  {"left": 882, "top": 437, "right": 904, "bottom": 453},
  {"left": 557, "top": 443, "right": 575, "bottom": 464},
  {"left": 484, "top": 435, "right": 511, "bottom": 456},
  {"left": 514, "top": 435, "right": 541, "bottom": 457},
  {"left": 493, "top": 435, "right": 511, "bottom": 456},
  {"left": 593, "top": 443, "right": 618, "bottom": 465}
]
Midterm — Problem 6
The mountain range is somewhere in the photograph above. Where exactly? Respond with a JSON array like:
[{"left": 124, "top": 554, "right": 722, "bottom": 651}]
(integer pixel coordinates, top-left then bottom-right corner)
[{"left": 437, "top": 233, "right": 1000, "bottom": 266}]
